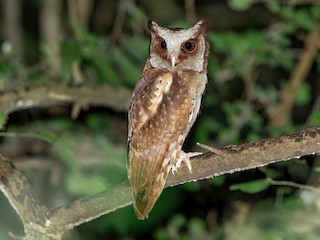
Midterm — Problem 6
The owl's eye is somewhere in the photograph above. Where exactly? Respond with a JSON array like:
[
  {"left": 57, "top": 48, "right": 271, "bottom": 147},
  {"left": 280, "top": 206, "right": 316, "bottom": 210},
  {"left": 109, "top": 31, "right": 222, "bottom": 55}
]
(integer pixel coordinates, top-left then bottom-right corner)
[
  {"left": 182, "top": 40, "right": 196, "bottom": 52},
  {"left": 159, "top": 40, "right": 167, "bottom": 50}
]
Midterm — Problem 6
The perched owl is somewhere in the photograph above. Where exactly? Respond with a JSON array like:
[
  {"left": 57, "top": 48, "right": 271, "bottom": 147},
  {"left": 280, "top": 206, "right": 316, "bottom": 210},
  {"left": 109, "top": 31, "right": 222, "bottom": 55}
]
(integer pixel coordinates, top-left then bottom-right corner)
[{"left": 127, "top": 20, "right": 209, "bottom": 220}]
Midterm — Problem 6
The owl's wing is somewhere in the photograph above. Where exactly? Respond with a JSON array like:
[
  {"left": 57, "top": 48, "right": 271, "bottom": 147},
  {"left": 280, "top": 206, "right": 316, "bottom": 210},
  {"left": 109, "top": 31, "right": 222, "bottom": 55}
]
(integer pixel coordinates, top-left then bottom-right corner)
[{"left": 127, "top": 69, "right": 192, "bottom": 219}]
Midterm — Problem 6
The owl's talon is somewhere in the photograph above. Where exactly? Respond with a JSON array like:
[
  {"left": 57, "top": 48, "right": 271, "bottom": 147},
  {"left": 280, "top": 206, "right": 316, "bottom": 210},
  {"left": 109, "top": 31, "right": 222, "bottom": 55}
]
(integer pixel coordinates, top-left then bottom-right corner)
[
  {"left": 171, "top": 159, "right": 181, "bottom": 174},
  {"left": 171, "top": 152, "right": 199, "bottom": 174},
  {"left": 185, "top": 158, "right": 192, "bottom": 173}
]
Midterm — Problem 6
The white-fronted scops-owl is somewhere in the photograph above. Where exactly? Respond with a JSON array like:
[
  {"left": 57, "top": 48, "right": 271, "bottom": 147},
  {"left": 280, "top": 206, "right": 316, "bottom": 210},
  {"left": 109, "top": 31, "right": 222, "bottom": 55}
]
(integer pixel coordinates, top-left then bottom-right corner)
[{"left": 127, "top": 20, "right": 209, "bottom": 220}]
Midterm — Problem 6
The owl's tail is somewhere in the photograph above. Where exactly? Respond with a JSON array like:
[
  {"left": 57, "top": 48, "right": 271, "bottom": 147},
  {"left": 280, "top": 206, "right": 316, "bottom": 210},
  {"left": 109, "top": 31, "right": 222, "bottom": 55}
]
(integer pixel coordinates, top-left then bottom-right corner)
[
  {"left": 132, "top": 186, "right": 161, "bottom": 220},
  {"left": 129, "top": 153, "right": 170, "bottom": 220}
]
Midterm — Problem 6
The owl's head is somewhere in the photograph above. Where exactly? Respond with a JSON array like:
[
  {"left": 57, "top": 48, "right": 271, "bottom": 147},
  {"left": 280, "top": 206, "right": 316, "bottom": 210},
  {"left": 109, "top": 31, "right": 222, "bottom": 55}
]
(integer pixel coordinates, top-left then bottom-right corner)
[{"left": 148, "top": 20, "right": 209, "bottom": 72}]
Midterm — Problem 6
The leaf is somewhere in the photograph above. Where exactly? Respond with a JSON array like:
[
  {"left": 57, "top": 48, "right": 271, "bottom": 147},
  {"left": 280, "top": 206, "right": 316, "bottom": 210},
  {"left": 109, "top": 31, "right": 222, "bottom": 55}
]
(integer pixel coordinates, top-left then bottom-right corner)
[
  {"left": 313, "top": 167, "right": 320, "bottom": 173},
  {"left": 60, "top": 39, "right": 81, "bottom": 82},
  {"left": 109, "top": 48, "right": 141, "bottom": 87},
  {"left": 121, "top": 36, "right": 149, "bottom": 62},
  {"left": 38, "top": 131, "right": 58, "bottom": 143},
  {"left": 228, "top": 0, "right": 253, "bottom": 11},
  {"left": 263, "top": 168, "right": 281, "bottom": 179},
  {"left": 184, "top": 182, "right": 200, "bottom": 192},
  {"left": 295, "top": 83, "right": 311, "bottom": 106},
  {"left": 89, "top": 50, "right": 120, "bottom": 85},
  {"left": 230, "top": 179, "right": 271, "bottom": 194},
  {"left": 187, "top": 217, "right": 206, "bottom": 237},
  {"left": 309, "top": 111, "right": 320, "bottom": 126},
  {"left": 210, "top": 175, "right": 226, "bottom": 186},
  {"left": 0, "top": 112, "right": 7, "bottom": 130},
  {"left": 266, "top": 0, "right": 281, "bottom": 13}
]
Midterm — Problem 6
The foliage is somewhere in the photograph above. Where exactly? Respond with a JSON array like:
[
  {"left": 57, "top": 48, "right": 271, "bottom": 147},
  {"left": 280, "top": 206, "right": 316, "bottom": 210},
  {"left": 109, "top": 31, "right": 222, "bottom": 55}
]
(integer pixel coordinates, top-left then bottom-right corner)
[
  {"left": 60, "top": 31, "right": 147, "bottom": 87},
  {"left": 230, "top": 179, "right": 271, "bottom": 194}
]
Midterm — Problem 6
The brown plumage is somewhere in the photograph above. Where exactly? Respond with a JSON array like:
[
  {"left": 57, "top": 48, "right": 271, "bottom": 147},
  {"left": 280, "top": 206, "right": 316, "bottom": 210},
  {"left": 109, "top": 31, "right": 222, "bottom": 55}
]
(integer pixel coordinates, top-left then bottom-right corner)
[{"left": 127, "top": 20, "right": 209, "bottom": 220}]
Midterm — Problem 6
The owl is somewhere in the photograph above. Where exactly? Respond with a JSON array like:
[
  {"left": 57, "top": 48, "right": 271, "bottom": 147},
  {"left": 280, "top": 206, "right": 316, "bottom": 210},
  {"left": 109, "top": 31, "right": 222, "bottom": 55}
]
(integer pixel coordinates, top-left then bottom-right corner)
[{"left": 127, "top": 20, "right": 209, "bottom": 220}]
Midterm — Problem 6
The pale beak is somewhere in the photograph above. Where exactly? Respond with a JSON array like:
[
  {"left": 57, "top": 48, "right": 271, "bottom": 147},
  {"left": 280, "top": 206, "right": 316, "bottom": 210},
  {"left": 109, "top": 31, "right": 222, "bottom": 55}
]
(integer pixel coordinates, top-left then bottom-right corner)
[{"left": 171, "top": 56, "right": 176, "bottom": 69}]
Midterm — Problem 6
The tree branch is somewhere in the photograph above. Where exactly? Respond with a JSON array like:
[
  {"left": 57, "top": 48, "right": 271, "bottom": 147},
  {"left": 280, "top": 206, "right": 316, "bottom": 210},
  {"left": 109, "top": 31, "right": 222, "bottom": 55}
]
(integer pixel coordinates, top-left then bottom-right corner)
[
  {"left": 269, "top": 23, "right": 320, "bottom": 126},
  {"left": 49, "top": 181, "right": 131, "bottom": 230},
  {"left": 0, "top": 155, "right": 57, "bottom": 240},
  {"left": 0, "top": 84, "right": 131, "bottom": 115},
  {"left": 1, "top": 126, "right": 320, "bottom": 239},
  {"left": 3, "top": 0, "right": 23, "bottom": 60},
  {"left": 40, "top": 0, "right": 62, "bottom": 80},
  {"left": 167, "top": 126, "right": 320, "bottom": 186}
]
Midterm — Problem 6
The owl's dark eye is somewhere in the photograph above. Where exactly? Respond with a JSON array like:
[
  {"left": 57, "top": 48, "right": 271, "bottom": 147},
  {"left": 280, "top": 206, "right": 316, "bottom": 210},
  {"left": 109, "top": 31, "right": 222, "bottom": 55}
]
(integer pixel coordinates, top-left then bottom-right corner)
[
  {"left": 182, "top": 40, "right": 196, "bottom": 52},
  {"left": 159, "top": 40, "right": 167, "bottom": 50}
]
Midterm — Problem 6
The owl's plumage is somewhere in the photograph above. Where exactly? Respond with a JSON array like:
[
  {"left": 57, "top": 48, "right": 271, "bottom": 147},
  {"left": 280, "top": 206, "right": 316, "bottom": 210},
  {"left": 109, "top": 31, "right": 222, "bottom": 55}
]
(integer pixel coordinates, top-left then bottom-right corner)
[{"left": 127, "top": 20, "right": 209, "bottom": 220}]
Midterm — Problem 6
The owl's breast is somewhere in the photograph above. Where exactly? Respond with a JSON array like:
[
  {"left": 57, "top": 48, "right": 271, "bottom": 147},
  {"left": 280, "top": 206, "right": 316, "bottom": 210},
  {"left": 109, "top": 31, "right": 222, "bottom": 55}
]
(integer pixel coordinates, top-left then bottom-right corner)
[
  {"left": 174, "top": 70, "right": 207, "bottom": 132},
  {"left": 175, "top": 70, "right": 207, "bottom": 97},
  {"left": 129, "top": 69, "right": 207, "bottom": 141}
]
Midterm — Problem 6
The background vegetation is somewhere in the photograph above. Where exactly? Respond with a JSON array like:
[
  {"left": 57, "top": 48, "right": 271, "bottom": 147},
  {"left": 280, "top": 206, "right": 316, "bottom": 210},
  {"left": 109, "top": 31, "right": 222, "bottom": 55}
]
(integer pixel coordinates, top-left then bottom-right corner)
[{"left": 0, "top": 0, "right": 319, "bottom": 239}]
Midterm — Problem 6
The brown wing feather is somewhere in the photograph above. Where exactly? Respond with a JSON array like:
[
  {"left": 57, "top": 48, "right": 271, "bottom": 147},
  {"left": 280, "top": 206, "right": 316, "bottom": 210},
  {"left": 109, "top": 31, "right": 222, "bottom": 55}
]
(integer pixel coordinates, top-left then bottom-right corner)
[{"left": 127, "top": 68, "right": 191, "bottom": 219}]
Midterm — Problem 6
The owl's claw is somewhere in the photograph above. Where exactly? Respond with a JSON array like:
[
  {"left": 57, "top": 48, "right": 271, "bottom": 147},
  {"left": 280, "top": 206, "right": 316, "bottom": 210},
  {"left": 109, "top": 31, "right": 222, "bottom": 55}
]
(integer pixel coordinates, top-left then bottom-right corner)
[
  {"left": 171, "top": 152, "right": 201, "bottom": 174},
  {"left": 171, "top": 156, "right": 190, "bottom": 174}
]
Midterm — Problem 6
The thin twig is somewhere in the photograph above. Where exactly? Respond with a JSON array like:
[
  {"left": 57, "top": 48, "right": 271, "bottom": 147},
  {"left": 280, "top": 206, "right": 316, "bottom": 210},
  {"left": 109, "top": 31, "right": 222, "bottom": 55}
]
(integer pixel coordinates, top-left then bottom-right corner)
[{"left": 267, "top": 177, "right": 320, "bottom": 193}]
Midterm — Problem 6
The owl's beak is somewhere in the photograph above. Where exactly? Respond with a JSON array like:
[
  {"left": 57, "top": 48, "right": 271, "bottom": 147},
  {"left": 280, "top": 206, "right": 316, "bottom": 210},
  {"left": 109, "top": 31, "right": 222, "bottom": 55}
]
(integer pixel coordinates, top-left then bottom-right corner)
[
  {"left": 169, "top": 50, "right": 179, "bottom": 69},
  {"left": 171, "top": 56, "right": 176, "bottom": 69}
]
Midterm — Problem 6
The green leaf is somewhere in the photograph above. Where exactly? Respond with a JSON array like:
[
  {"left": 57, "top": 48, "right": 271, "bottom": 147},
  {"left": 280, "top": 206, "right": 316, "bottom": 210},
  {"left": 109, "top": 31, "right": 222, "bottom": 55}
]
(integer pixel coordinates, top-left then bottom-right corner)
[
  {"left": 230, "top": 179, "right": 271, "bottom": 193},
  {"left": 309, "top": 111, "right": 320, "bottom": 126},
  {"left": 210, "top": 175, "right": 226, "bottom": 186},
  {"left": 295, "top": 83, "right": 311, "bottom": 106},
  {"left": 0, "top": 112, "right": 8, "bottom": 130},
  {"left": 38, "top": 131, "right": 58, "bottom": 143},
  {"left": 85, "top": 113, "right": 110, "bottom": 132},
  {"left": 168, "top": 214, "right": 187, "bottom": 230},
  {"left": 109, "top": 48, "right": 141, "bottom": 87},
  {"left": 313, "top": 167, "right": 320, "bottom": 173},
  {"left": 263, "top": 168, "right": 281, "bottom": 179},
  {"left": 121, "top": 36, "right": 149, "bottom": 62},
  {"left": 266, "top": 0, "right": 281, "bottom": 13},
  {"left": 187, "top": 217, "right": 206, "bottom": 237},
  {"left": 228, "top": 0, "right": 253, "bottom": 11},
  {"left": 60, "top": 39, "right": 81, "bottom": 82},
  {"left": 184, "top": 182, "right": 200, "bottom": 192},
  {"left": 89, "top": 50, "right": 120, "bottom": 85}
]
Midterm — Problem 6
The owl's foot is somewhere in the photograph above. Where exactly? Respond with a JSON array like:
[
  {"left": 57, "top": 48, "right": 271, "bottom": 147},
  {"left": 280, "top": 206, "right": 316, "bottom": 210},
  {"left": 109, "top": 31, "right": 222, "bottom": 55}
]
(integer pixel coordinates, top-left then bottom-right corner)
[{"left": 171, "top": 152, "right": 201, "bottom": 174}]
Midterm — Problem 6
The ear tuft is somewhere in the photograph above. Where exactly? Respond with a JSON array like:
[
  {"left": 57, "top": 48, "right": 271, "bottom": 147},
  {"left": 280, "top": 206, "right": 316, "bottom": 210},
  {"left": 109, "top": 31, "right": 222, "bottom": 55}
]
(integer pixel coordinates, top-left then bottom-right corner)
[
  {"left": 148, "top": 20, "right": 157, "bottom": 31},
  {"left": 194, "top": 19, "right": 207, "bottom": 32}
]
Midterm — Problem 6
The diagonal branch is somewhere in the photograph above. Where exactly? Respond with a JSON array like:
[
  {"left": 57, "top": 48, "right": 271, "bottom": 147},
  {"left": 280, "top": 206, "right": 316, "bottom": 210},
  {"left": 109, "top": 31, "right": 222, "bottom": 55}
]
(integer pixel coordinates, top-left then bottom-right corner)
[
  {"left": 0, "top": 156, "right": 49, "bottom": 224},
  {"left": 1, "top": 126, "right": 320, "bottom": 239},
  {"left": 167, "top": 126, "right": 320, "bottom": 186},
  {"left": 0, "top": 155, "right": 54, "bottom": 240},
  {"left": 269, "top": 23, "right": 320, "bottom": 126}
]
